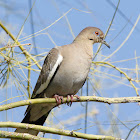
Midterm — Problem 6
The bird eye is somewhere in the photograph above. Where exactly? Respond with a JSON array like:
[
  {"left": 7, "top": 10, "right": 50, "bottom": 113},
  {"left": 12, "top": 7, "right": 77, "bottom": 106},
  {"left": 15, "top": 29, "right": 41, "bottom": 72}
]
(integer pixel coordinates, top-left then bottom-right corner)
[{"left": 95, "top": 31, "right": 99, "bottom": 36}]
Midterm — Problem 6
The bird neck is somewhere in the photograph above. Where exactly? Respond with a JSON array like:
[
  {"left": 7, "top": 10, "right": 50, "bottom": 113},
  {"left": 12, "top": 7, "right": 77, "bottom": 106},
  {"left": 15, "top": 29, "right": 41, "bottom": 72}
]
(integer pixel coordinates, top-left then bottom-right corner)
[{"left": 73, "top": 40, "right": 94, "bottom": 59}]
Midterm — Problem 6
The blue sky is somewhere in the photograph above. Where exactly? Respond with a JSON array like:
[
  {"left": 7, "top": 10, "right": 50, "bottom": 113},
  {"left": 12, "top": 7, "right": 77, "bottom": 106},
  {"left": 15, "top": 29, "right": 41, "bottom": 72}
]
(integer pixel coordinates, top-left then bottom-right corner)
[{"left": 1, "top": 0, "right": 140, "bottom": 139}]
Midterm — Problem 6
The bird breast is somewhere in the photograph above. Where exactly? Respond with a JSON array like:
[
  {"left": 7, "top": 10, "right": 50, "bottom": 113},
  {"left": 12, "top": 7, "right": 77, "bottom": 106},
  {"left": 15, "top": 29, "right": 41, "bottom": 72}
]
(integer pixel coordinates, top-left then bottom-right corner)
[{"left": 45, "top": 45, "right": 93, "bottom": 97}]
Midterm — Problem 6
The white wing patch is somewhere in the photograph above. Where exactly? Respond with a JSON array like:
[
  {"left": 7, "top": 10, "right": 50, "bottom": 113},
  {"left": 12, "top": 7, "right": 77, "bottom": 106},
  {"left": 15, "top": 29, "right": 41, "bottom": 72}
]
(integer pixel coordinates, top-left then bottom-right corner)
[{"left": 35, "top": 54, "right": 63, "bottom": 95}]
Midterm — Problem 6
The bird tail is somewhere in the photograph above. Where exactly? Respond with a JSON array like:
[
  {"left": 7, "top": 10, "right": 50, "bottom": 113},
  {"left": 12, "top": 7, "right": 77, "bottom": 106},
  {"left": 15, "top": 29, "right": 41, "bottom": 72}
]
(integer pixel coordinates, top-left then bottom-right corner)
[{"left": 11, "top": 110, "right": 51, "bottom": 140}]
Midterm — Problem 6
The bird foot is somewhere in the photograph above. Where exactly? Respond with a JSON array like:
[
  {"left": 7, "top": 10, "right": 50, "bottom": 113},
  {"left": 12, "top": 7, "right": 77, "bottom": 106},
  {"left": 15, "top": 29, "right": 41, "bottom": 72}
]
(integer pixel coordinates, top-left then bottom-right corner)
[
  {"left": 66, "top": 95, "right": 80, "bottom": 106},
  {"left": 53, "top": 94, "right": 80, "bottom": 107},
  {"left": 53, "top": 94, "right": 64, "bottom": 106}
]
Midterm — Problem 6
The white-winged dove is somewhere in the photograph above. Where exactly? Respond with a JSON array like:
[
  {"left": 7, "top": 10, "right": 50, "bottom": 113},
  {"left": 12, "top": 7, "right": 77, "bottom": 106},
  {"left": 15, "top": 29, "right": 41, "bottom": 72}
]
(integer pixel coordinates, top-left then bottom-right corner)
[{"left": 13, "top": 27, "right": 110, "bottom": 138}]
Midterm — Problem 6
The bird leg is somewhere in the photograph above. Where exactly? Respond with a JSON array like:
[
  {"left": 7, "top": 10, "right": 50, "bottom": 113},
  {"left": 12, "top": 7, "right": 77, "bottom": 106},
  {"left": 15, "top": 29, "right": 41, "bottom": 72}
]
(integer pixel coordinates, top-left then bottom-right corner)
[
  {"left": 53, "top": 94, "right": 64, "bottom": 106},
  {"left": 67, "top": 95, "right": 80, "bottom": 106}
]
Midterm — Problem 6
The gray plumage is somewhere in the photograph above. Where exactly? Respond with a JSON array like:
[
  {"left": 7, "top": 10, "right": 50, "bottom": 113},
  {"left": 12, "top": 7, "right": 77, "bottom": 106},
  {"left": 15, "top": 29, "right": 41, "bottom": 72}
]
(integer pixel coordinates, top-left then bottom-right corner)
[{"left": 12, "top": 27, "right": 110, "bottom": 139}]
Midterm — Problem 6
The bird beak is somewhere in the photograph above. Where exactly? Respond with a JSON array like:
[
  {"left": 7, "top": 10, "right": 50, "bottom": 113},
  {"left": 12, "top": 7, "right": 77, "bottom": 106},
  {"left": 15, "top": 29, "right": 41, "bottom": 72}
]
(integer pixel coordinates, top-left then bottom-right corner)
[{"left": 101, "top": 40, "right": 110, "bottom": 48}]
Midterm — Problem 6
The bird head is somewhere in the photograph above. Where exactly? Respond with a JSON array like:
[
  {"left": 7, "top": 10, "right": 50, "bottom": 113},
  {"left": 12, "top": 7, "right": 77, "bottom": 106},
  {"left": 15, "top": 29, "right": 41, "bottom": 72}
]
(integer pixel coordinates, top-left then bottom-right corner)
[{"left": 74, "top": 27, "right": 110, "bottom": 48}]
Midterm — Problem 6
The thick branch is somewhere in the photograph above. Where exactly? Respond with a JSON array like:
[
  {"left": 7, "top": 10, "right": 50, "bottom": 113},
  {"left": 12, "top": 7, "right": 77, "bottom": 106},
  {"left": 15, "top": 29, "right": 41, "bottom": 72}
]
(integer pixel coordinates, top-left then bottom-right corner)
[
  {"left": 0, "top": 130, "right": 52, "bottom": 140},
  {"left": 0, "top": 122, "right": 121, "bottom": 140},
  {"left": 0, "top": 96, "right": 140, "bottom": 112}
]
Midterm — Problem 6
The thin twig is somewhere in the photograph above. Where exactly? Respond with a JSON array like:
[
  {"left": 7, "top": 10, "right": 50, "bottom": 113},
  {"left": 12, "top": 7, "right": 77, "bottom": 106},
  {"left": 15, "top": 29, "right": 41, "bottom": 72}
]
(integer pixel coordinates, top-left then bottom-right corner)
[
  {"left": 93, "top": 61, "right": 139, "bottom": 96},
  {"left": 103, "top": 14, "right": 140, "bottom": 61},
  {"left": 0, "top": 43, "right": 31, "bottom": 51},
  {"left": 92, "top": 0, "right": 120, "bottom": 60},
  {"left": 125, "top": 123, "right": 140, "bottom": 140},
  {"left": 19, "top": 8, "right": 90, "bottom": 42},
  {"left": 0, "top": 21, "right": 41, "bottom": 70}
]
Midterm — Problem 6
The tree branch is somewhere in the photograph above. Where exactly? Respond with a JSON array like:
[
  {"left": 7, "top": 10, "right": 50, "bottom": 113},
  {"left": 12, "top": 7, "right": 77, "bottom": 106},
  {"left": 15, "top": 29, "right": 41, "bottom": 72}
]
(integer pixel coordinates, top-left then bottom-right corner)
[
  {"left": 1, "top": 96, "right": 140, "bottom": 112},
  {"left": 0, "top": 122, "right": 121, "bottom": 140},
  {"left": 0, "top": 130, "right": 53, "bottom": 140},
  {"left": 93, "top": 61, "right": 139, "bottom": 96},
  {"left": 0, "top": 21, "right": 42, "bottom": 70}
]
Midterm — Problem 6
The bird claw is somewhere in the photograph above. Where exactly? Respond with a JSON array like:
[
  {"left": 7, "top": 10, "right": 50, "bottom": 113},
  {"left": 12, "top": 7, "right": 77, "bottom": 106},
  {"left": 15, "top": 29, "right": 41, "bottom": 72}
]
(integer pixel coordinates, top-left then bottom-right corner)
[
  {"left": 66, "top": 95, "right": 80, "bottom": 106},
  {"left": 53, "top": 94, "right": 64, "bottom": 106},
  {"left": 53, "top": 94, "right": 80, "bottom": 107}
]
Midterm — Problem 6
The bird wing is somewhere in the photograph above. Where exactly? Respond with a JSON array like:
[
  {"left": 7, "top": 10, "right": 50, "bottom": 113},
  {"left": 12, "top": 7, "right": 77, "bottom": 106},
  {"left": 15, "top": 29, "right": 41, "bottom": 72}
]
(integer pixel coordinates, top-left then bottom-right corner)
[{"left": 31, "top": 47, "right": 63, "bottom": 99}]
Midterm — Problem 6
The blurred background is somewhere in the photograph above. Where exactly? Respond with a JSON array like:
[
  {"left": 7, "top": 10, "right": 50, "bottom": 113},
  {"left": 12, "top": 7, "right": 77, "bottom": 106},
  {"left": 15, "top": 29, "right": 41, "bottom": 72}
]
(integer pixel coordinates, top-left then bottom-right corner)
[{"left": 0, "top": 0, "right": 140, "bottom": 139}]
